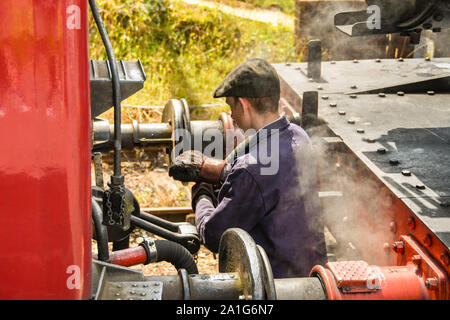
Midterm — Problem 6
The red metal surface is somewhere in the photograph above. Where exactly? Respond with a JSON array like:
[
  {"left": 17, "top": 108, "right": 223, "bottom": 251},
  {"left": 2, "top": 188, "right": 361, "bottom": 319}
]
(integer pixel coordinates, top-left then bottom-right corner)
[
  {"left": 311, "top": 261, "right": 428, "bottom": 300},
  {"left": 109, "top": 246, "right": 148, "bottom": 267},
  {"left": 0, "top": 1, "right": 91, "bottom": 299}
]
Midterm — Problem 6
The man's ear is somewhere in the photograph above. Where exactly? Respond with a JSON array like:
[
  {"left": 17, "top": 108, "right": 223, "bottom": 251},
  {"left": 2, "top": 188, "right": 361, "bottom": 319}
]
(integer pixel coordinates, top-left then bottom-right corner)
[{"left": 238, "top": 97, "right": 251, "bottom": 114}]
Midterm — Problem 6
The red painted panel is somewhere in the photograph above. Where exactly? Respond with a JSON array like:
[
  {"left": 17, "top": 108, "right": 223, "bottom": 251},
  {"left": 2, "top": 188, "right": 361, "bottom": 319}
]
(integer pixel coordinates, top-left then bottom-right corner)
[{"left": 0, "top": 1, "right": 91, "bottom": 299}]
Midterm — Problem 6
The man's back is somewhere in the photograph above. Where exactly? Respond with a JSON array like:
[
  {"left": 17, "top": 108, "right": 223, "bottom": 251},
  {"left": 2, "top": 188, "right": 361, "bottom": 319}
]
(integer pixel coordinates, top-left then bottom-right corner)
[{"left": 197, "top": 116, "right": 327, "bottom": 278}]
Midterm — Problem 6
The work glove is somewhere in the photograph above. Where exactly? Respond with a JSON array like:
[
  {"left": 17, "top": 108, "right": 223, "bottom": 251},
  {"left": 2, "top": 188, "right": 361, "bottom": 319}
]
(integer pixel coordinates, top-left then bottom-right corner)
[
  {"left": 169, "top": 150, "right": 228, "bottom": 185},
  {"left": 191, "top": 182, "right": 218, "bottom": 210}
]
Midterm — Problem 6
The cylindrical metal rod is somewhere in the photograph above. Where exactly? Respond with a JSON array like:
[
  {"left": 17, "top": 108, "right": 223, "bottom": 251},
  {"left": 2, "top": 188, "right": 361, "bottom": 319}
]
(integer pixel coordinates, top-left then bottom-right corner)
[
  {"left": 89, "top": 0, "right": 123, "bottom": 182},
  {"left": 146, "top": 273, "right": 242, "bottom": 300},
  {"left": 274, "top": 278, "right": 326, "bottom": 300}
]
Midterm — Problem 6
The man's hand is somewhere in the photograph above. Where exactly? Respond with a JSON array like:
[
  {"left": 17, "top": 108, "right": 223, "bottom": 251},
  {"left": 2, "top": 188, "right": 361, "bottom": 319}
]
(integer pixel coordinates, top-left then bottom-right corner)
[
  {"left": 169, "top": 150, "right": 227, "bottom": 184},
  {"left": 191, "top": 182, "right": 218, "bottom": 209}
]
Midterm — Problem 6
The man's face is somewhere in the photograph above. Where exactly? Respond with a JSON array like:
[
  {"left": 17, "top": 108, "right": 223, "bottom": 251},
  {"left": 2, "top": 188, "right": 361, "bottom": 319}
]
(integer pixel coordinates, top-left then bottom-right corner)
[{"left": 226, "top": 97, "right": 250, "bottom": 131}]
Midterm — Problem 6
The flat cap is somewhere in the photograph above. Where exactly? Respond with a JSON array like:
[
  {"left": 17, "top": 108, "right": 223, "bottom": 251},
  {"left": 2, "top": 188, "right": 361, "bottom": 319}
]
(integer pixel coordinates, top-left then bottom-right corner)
[{"left": 213, "top": 58, "right": 280, "bottom": 98}]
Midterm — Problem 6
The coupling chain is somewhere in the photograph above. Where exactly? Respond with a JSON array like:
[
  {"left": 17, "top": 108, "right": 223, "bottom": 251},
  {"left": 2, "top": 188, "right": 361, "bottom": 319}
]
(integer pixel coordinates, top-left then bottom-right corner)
[{"left": 104, "top": 184, "right": 126, "bottom": 227}]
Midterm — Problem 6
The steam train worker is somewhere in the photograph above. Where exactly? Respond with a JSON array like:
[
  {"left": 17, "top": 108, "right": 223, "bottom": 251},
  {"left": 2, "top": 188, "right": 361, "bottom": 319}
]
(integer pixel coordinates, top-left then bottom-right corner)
[{"left": 169, "top": 58, "right": 327, "bottom": 278}]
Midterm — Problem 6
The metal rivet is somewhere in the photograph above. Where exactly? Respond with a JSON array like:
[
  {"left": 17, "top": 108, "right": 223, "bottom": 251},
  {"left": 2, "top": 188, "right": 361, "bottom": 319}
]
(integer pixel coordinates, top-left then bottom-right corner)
[
  {"left": 153, "top": 290, "right": 159, "bottom": 294},
  {"left": 440, "top": 252, "right": 450, "bottom": 266},
  {"left": 338, "top": 110, "right": 346, "bottom": 115},
  {"left": 154, "top": 283, "right": 160, "bottom": 287},
  {"left": 132, "top": 283, "right": 138, "bottom": 287},
  {"left": 347, "top": 119, "right": 355, "bottom": 124},
  {"left": 365, "top": 138, "right": 377, "bottom": 143},
  {"left": 130, "top": 290, "right": 136, "bottom": 294},
  {"left": 390, "top": 159, "right": 399, "bottom": 166},
  {"left": 116, "top": 285, "right": 122, "bottom": 288},
  {"left": 423, "top": 234, "right": 432, "bottom": 247},
  {"left": 329, "top": 102, "right": 337, "bottom": 108},
  {"left": 331, "top": 61, "right": 336, "bottom": 64},
  {"left": 351, "top": 85, "right": 357, "bottom": 89},
  {"left": 407, "top": 217, "right": 415, "bottom": 230},
  {"left": 285, "top": 63, "right": 291, "bottom": 66},
  {"left": 398, "top": 58, "right": 404, "bottom": 62},
  {"left": 350, "top": 94, "right": 357, "bottom": 99},
  {"left": 353, "top": 59, "right": 359, "bottom": 63},
  {"left": 379, "top": 93, "right": 386, "bottom": 97},
  {"left": 440, "top": 201, "right": 450, "bottom": 208},
  {"left": 397, "top": 91, "right": 405, "bottom": 96},
  {"left": 427, "top": 91, "right": 435, "bottom": 95},
  {"left": 390, "top": 221, "right": 397, "bottom": 233},
  {"left": 375, "top": 58, "right": 381, "bottom": 62},
  {"left": 308, "top": 78, "right": 314, "bottom": 82},
  {"left": 425, "top": 57, "right": 431, "bottom": 61},
  {"left": 425, "top": 277, "right": 438, "bottom": 289},
  {"left": 115, "top": 293, "right": 120, "bottom": 296},
  {"left": 402, "top": 170, "right": 411, "bottom": 176},
  {"left": 295, "top": 67, "right": 301, "bottom": 70},
  {"left": 317, "top": 86, "right": 323, "bottom": 90},
  {"left": 141, "top": 292, "right": 147, "bottom": 296},
  {"left": 143, "top": 284, "right": 148, "bottom": 288},
  {"left": 416, "top": 184, "right": 426, "bottom": 190},
  {"left": 357, "top": 128, "right": 365, "bottom": 134},
  {"left": 322, "top": 95, "right": 329, "bottom": 100},
  {"left": 377, "top": 148, "right": 387, "bottom": 154}
]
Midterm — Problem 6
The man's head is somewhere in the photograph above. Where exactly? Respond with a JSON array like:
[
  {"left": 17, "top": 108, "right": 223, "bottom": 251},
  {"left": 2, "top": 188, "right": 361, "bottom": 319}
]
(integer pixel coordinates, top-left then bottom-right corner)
[{"left": 214, "top": 58, "right": 281, "bottom": 131}]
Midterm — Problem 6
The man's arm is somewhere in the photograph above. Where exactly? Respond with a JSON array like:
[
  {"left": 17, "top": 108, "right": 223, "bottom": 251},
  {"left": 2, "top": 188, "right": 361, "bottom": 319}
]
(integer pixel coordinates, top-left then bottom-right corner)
[{"left": 195, "top": 166, "right": 266, "bottom": 253}]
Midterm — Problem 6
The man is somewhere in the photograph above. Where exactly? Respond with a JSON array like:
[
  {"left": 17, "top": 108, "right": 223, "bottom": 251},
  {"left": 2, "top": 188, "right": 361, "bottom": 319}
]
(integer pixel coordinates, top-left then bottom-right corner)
[{"left": 170, "top": 58, "right": 327, "bottom": 278}]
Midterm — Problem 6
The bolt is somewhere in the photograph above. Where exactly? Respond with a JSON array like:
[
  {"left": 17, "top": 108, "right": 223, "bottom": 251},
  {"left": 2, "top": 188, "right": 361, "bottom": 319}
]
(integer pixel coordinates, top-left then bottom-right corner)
[
  {"left": 351, "top": 85, "right": 357, "bottom": 89},
  {"left": 132, "top": 283, "right": 138, "bottom": 287},
  {"left": 383, "top": 242, "right": 390, "bottom": 250},
  {"left": 154, "top": 283, "right": 160, "bottom": 286},
  {"left": 416, "top": 184, "right": 426, "bottom": 190},
  {"left": 331, "top": 61, "right": 336, "bottom": 64},
  {"left": 130, "top": 290, "right": 136, "bottom": 294},
  {"left": 390, "top": 221, "right": 397, "bottom": 233},
  {"left": 143, "top": 284, "right": 148, "bottom": 288},
  {"left": 317, "top": 86, "right": 323, "bottom": 90},
  {"left": 412, "top": 255, "right": 422, "bottom": 265},
  {"left": 115, "top": 293, "right": 120, "bottom": 296},
  {"left": 398, "top": 58, "right": 404, "bottom": 62},
  {"left": 308, "top": 78, "right": 314, "bottom": 82},
  {"left": 440, "top": 201, "right": 450, "bottom": 208},
  {"left": 353, "top": 59, "right": 359, "bottom": 63},
  {"left": 425, "top": 57, "right": 431, "bottom": 61},
  {"left": 402, "top": 170, "right": 411, "bottom": 176},
  {"left": 425, "top": 277, "right": 438, "bottom": 289},
  {"left": 295, "top": 67, "right": 301, "bottom": 70},
  {"left": 338, "top": 110, "right": 346, "bottom": 115},
  {"left": 392, "top": 241, "right": 405, "bottom": 254},
  {"left": 377, "top": 147, "right": 387, "bottom": 154},
  {"left": 116, "top": 285, "right": 122, "bottom": 288},
  {"left": 397, "top": 91, "right": 405, "bottom": 96},
  {"left": 427, "top": 91, "right": 435, "bottom": 95},
  {"left": 375, "top": 58, "right": 381, "bottom": 63},
  {"left": 141, "top": 292, "right": 147, "bottom": 296},
  {"left": 357, "top": 128, "right": 365, "bottom": 134},
  {"left": 350, "top": 94, "right": 357, "bottom": 99},
  {"left": 347, "top": 119, "right": 355, "bottom": 124},
  {"left": 365, "top": 138, "right": 377, "bottom": 143},
  {"left": 389, "top": 159, "right": 399, "bottom": 166},
  {"left": 423, "top": 234, "right": 432, "bottom": 247},
  {"left": 329, "top": 102, "right": 337, "bottom": 108},
  {"left": 440, "top": 252, "right": 450, "bottom": 266},
  {"left": 322, "top": 95, "right": 329, "bottom": 100},
  {"left": 285, "top": 63, "right": 291, "bottom": 66},
  {"left": 407, "top": 217, "right": 416, "bottom": 230},
  {"left": 379, "top": 93, "right": 386, "bottom": 98}
]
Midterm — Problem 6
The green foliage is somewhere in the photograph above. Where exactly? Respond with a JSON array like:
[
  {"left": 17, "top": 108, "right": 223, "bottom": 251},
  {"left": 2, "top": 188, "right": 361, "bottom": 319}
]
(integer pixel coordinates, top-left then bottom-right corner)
[{"left": 89, "top": 0, "right": 299, "bottom": 120}]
